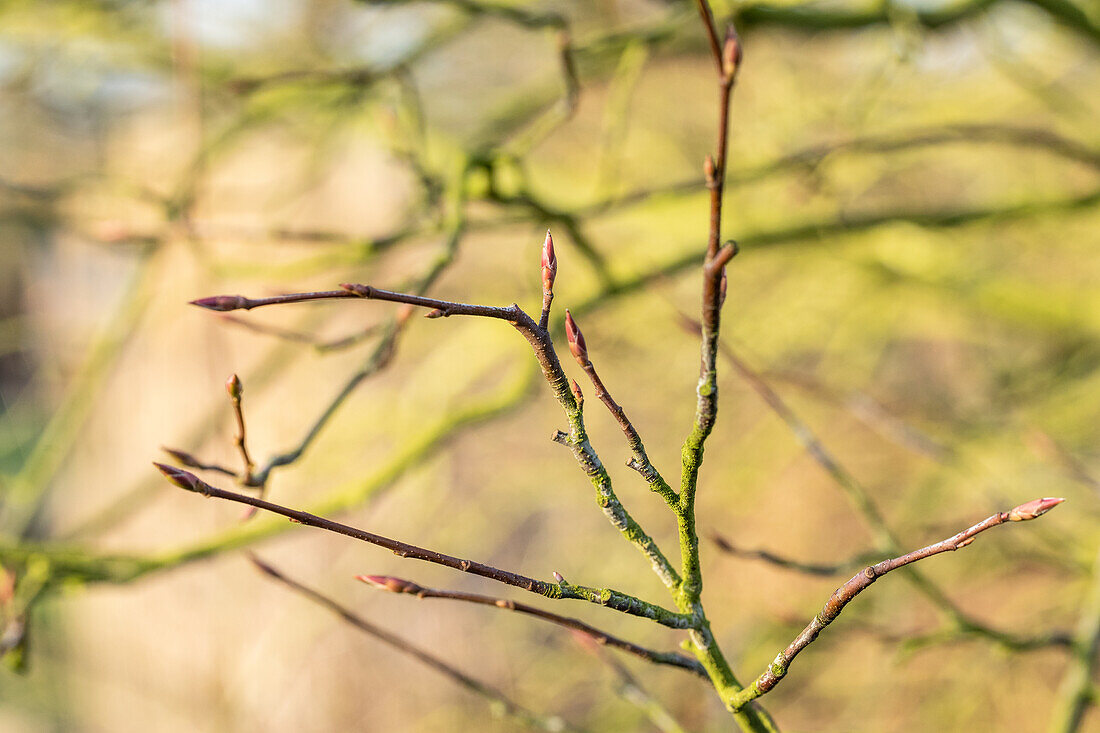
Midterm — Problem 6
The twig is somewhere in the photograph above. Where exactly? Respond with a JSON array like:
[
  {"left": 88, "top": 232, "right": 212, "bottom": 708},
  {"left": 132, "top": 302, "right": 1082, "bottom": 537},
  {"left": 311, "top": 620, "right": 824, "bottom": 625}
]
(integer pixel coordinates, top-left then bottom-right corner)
[
  {"left": 249, "top": 555, "right": 578, "bottom": 732},
  {"left": 563, "top": 311, "right": 678, "bottom": 508},
  {"left": 194, "top": 260, "right": 681, "bottom": 592},
  {"left": 730, "top": 497, "right": 1065, "bottom": 709},
  {"left": 159, "top": 448, "right": 238, "bottom": 479},
  {"left": 217, "top": 314, "right": 383, "bottom": 352},
  {"left": 357, "top": 575, "right": 706, "bottom": 677},
  {"left": 154, "top": 464, "right": 690, "bottom": 628},
  {"left": 225, "top": 375, "right": 255, "bottom": 485},
  {"left": 692, "top": 320, "right": 1062, "bottom": 649},
  {"left": 710, "top": 533, "right": 873, "bottom": 577}
]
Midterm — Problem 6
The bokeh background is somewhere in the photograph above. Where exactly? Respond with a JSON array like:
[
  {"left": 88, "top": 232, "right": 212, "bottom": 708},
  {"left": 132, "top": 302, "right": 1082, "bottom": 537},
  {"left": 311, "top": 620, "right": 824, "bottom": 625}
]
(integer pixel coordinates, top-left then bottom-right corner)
[{"left": 1, "top": 0, "right": 1099, "bottom": 731}]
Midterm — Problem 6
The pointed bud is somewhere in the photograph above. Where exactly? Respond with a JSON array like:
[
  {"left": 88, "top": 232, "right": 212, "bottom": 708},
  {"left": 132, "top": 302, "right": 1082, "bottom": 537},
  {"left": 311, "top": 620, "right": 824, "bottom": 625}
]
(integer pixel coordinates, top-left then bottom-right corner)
[
  {"left": 226, "top": 374, "right": 242, "bottom": 401},
  {"left": 564, "top": 309, "right": 588, "bottom": 365},
  {"left": 541, "top": 230, "right": 557, "bottom": 293},
  {"left": 570, "top": 378, "right": 584, "bottom": 407},
  {"left": 425, "top": 308, "right": 444, "bottom": 319},
  {"left": 722, "top": 26, "right": 742, "bottom": 80},
  {"left": 153, "top": 462, "right": 210, "bottom": 494},
  {"left": 704, "top": 155, "right": 716, "bottom": 186},
  {"left": 1007, "top": 497, "right": 1065, "bottom": 521},
  {"left": 190, "top": 295, "right": 250, "bottom": 312},
  {"left": 355, "top": 575, "right": 424, "bottom": 594},
  {"left": 718, "top": 270, "right": 728, "bottom": 308},
  {"left": 162, "top": 447, "right": 201, "bottom": 468},
  {"left": 552, "top": 571, "right": 565, "bottom": 583}
]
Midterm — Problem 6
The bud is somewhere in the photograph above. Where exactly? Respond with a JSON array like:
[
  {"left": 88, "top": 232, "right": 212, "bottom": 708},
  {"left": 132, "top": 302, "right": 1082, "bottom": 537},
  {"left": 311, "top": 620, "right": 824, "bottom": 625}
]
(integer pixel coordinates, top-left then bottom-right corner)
[
  {"left": 703, "top": 155, "right": 716, "bottom": 186},
  {"left": 718, "top": 270, "right": 728, "bottom": 308},
  {"left": 190, "top": 295, "right": 250, "bottom": 312},
  {"left": 721, "top": 26, "right": 742, "bottom": 80},
  {"left": 355, "top": 575, "right": 423, "bottom": 594},
  {"left": 552, "top": 571, "right": 565, "bottom": 583},
  {"left": 1007, "top": 497, "right": 1064, "bottom": 521},
  {"left": 570, "top": 378, "right": 583, "bottom": 407},
  {"left": 162, "top": 447, "right": 201, "bottom": 468},
  {"left": 226, "top": 374, "right": 242, "bottom": 401},
  {"left": 425, "top": 308, "right": 444, "bottom": 319},
  {"left": 563, "top": 309, "right": 588, "bottom": 365},
  {"left": 153, "top": 462, "right": 209, "bottom": 494},
  {"left": 541, "top": 230, "right": 557, "bottom": 293}
]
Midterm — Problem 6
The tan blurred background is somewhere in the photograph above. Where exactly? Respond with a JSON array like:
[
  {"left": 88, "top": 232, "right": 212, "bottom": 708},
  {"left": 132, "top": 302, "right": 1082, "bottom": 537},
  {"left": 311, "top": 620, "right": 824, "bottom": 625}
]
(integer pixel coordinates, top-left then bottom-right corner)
[{"left": 1, "top": 0, "right": 1099, "bottom": 731}]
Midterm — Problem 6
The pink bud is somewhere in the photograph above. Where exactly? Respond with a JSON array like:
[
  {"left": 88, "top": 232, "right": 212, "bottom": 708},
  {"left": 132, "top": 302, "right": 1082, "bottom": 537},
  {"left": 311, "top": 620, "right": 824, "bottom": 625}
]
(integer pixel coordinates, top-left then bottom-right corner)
[
  {"left": 1007, "top": 497, "right": 1065, "bottom": 521},
  {"left": 153, "top": 462, "right": 209, "bottom": 494},
  {"left": 541, "top": 230, "right": 557, "bottom": 292},
  {"left": 190, "top": 295, "right": 250, "bottom": 312},
  {"left": 564, "top": 309, "right": 588, "bottom": 365},
  {"left": 722, "top": 26, "right": 742, "bottom": 79},
  {"left": 355, "top": 575, "right": 423, "bottom": 594},
  {"left": 552, "top": 571, "right": 565, "bottom": 583},
  {"left": 226, "top": 374, "right": 242, "bottom": 400}
]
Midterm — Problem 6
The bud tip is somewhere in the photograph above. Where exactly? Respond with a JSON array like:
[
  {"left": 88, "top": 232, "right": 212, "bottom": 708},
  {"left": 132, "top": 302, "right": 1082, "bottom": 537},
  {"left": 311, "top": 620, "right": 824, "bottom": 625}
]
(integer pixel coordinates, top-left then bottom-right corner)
[{"left": 1008, "top": 496, "right": 1065, "bottom": 521}]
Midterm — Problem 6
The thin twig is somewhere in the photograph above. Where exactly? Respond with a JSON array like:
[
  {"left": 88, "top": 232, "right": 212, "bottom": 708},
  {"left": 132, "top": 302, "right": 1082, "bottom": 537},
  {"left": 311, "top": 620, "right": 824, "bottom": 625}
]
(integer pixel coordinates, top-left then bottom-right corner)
[
  {"left": 563, "top": 311, "right": 678, "bottom": 508},
  {"left": 218, "top": 314, "right": 383, "bottom": 352},
  {"left": 225, "top": 375, "right": 255, "bottom": 485},
  {"left": 249, "top": 555, "right": 578, "bottom": 732},
  {"left": 357, "top": 575, "right": 706, "bottom": 677},
  {"left": 693, "top": 320, "right": 1061, "bottom": 650},
  {"left": 730, "top": 497, "right": 1065, "bottom": 709},
  {"left": 154, "top": 464, "right": 690, "bottom": 628},
  {"left": 710, "top": 533, "right": 873, "bottom": 577}
]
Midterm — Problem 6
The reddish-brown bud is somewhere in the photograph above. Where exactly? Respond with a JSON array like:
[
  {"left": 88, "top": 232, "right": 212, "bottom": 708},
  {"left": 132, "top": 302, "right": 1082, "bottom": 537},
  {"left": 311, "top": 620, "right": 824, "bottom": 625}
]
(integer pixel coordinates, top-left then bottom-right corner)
[
  {"left": 570, "top": 378, "right": 584, "bottom": 407},
  {"left": 226, "top": 374, "right": 242, "bottom": 401},
  {"left": 161, "top": 447, "right": 201, "bottom": 468},
  {"left": 355, "top": 575, "right": 424, "bottom": 594},
  {"left": 703, "top": 155, "right": 716, "bottom": 186},
  {"left": 721, "top": 26, "right": 742, "bottom": 80},
  {"left": 552, "top": 571, "right": 565, "bottom": 583},
  {"left": 541, "top": 230, "right": 557, "bottom": 293},
  {"left": 564, "top": 309, "right": 588, "bottom": 365},
  {"left": 190, "top": 295, "right": 250, "bottom": 312},
  {"left": 1007, "top": 496, "right": 1065, "bottom": 521},
  {"left": 153, "top": 462, "right": 209, "bottom": 494},
  {"left": 718, "top": 270, "right": 728, "bottom": 308}
]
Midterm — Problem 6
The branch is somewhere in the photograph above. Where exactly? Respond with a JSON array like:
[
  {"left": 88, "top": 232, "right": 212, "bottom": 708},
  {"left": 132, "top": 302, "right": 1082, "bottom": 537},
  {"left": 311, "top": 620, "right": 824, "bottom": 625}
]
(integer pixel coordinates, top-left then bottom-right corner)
[
  {"left": 249, "top": 556, "right": 578, "bottom": 733},
  {"left": 678, "top": 22, "right": 742, "bottom": 607},
  {"left": 710, "top": 533, "right": 873, "bottom": 577},
  {"left": 217, "top": 314, "right": 383, "bottom": 352},
  {"left": 154, "top": 464, "right": 690, "bottom": 628},
  {"left": 696, "top": 323, "right": 1065, "bottom": 649},
  {"left": 357, "top": 575, "right": 706, "bottom": 677},
  {"left": 730, "top": 497, "right": 1065, "bottom": 709},
  {"left": 193, "top": 253, "right": 682, "bottom": 591},
  {"left": 563, "top": 310, "right": 678, "bottom": 508}
]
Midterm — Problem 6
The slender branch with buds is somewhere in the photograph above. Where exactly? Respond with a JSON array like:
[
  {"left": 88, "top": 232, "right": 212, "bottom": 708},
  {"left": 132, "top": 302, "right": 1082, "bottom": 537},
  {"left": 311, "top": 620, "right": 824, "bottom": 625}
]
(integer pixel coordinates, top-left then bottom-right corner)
[
  {"left": 730, "top": 498, "right": 1065, "bottom": 709},
  {"left": 356, "top": 574, "right": 706, "bottom": 677},
  {"left": 154, "top": 463, "right": 689, "bottom": 628}
]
